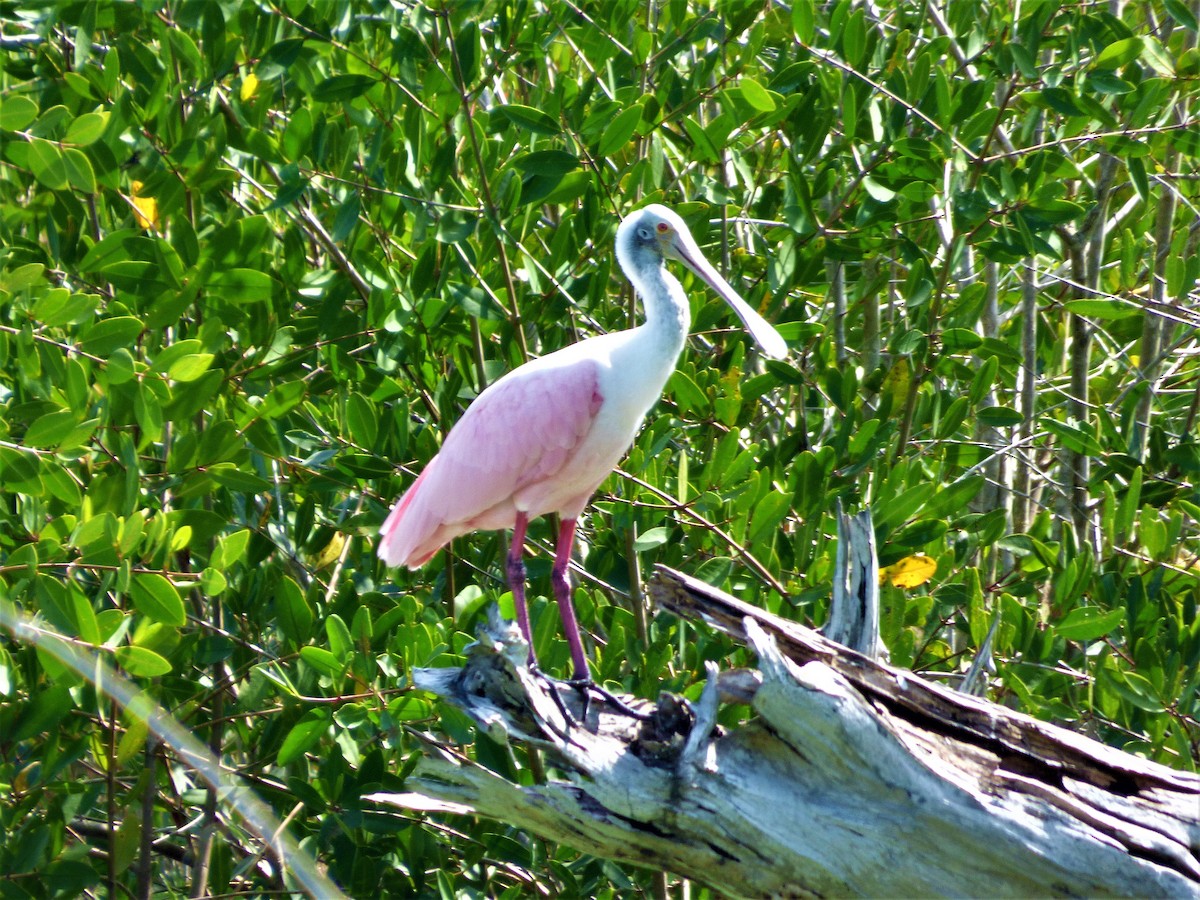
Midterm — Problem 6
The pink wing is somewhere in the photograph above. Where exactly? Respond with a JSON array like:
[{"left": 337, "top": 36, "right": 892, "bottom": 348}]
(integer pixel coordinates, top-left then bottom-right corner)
[{"left": 378, "top": 358, "right": 605, "bottom": 568}]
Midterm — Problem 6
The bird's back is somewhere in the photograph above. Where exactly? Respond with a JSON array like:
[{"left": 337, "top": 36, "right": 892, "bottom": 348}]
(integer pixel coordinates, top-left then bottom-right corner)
[{"left": 377, "top": 350, "right": 608, "bottom": 567}]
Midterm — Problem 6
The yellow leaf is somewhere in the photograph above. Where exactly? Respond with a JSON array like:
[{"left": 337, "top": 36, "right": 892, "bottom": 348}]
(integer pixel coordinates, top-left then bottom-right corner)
[
  {"left": 310, "top": 532, "right": 346, "bottom": 570},
  {"left": 881, "top": 356, "right": 910, "bottom": 410},
  {"left": 241, "top": 72, "right": 259, "bottom": 101},
  {"left": 129, "top": 180, "right": 158, "bottom": 231},
  {"left": 880, "top": 554, "right": 937, "bottom": 588}
]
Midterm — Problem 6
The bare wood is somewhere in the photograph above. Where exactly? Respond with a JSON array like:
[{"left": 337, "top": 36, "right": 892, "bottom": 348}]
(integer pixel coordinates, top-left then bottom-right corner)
[
  {"left": 654, "top": 565, "right": 1199, "bottom": 791},
  {"left": 825, "top": 505, "right": 884, "bottom": 660},
  {"left": 370, "top": 576, "right": 1200, "bottom": 898}
]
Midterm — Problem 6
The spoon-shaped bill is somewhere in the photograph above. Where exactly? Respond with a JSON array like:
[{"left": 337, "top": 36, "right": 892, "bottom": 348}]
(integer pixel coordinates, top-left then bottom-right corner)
[{"left": 670, "top": 232, "right": 789, "bottom": 360}]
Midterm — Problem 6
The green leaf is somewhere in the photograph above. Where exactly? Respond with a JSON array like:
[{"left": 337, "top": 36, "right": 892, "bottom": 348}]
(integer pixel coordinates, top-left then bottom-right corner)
[
  {"left": 207, "top": 464, "right": 271, "bottom": 493},
  {"left": 311, "top": 74, "right": 377, "bottom": 102},
  {"left": 935, "top": 396, "right": 970, "bottom": 439},
  {"left": 1116, "top": 467, "right": 1142, "bottom": 541},
  {"left": 326, "top": 613, "right": 353, "bottom": 661},
  {"left": 889, "top": 518, "right": 948, "bottom": 549},
  {"left": 512, "top": 150, "right": 579, "bottom": 175},
  {"left": 209, "top": 268, "right": 273, "bottom": 303},
  {"left": 268, "top": 179, "right": 307, "bottom": 210},
  {"left": 1105, "top": 668, "right": 1164, "bottom": 713},
  {"left": 1, "top": 96, "right": 39, "bottom": 131},
  {"left": 28, "top": 138, "right": 68, "bottom": 189},
  {"left": 1086, "top": 71, "right": 1134, "bottom": 95},
  {"left": 739, "top": 77, "right": 777, "bottom": 112},
  {"left": 33, "top": 289, "right": 96, "bottom": 326},
  {"left": 78, "top": 229, "right": 139, "bottom": 271},
  {"left": 1057, "top": 606, "right": 1124, "bottom": 642},
  {"left": 598, "top": 105, "right": 642, "bottom": 157},
  {"left": 114, "top": 645, "right": 173, "bottom": 677},
  {"left": 261, "top": 381, "right": 306, "bottom": 418},
  {"left": 436, "top": 212, "right": 477, "bottom": 244},
  {"left": 1139, "top": 37, "right": 1175, "bottom": 77},
  {"left": 792, "top": 0, "right": 814, "bottom": 42},
  {"left": 1037, "top": 87, "right": 1084, "bottom": 117},
  {"left": 150, "top": 338, "right": 203, "bottom": 374},
  {"left": 331, "top": 193, "right": 360, "bottom": 243},
  {"left": 64, "top": 112, "right": 109, "bottom": 146},
  {"left": 668, "top": 370, "right": 708, "bottom": 415},
  {"left": 212, "top": 529, "right": 251, "bottom": 570},
  {"left": 682, "top": 116, "right": 720, "bottom": 163},
  {"left": 1164, "top": 0, "right": 1199, "bottom": 30},
  {"left": 24, "top": 410, "right": 76, "bottom": 449},
  {"left": 1042, "top": 418, "right": 1104, "bottom": 456},
  {"left": 1019, "top": 199, "right": 1085, "bottom": 228},
  {"left": 1064, "top": 299, "right": 1140, "bottom": 320},
  {"left": 940, "top": 328, "right": 983, "bottom": 352},
  {"left": 969, "top": 355, "right": 999, "bottom": 405},
  {"left": 497, "top": 104, "right": 559, "bottom": 135},
  {"left": 167, "top": 354, "right": 215, "bottom": 382},
  {"left": 277, "top": 576, "right": 314, "bottom": 645},
  {"left": 277, "top": 709, "right": 330, "bottom": 765},
  {"left": 925, "top": 476, "right": 985, "bottom": 520},
  {"left": 129, "top": 574, "right": 186, "bottom": 627},
  {"left": 346, "top": 392, "right": 378, "bottom": 448},
  {"left": 538, "top": 170, "right": 590, "bottom": 205},
  {"left": 79, "top": 316, "right": 144, "bottom": 355},
  {"left": 135, "top": 383, "right": 164, "bottom": 442},
  {"left": 763, "top": 358, "right": 806, "bottom": 385},
  {"left": 1092, "top": 37, "right": 1142, "bottom": 69},
  {"left": 977, "top": 405, "right": 1023, "bottom": 427},
  {"left": 996, "top": 534, "right": 1055, "bottom": 567},
  {"left": 299, "top": 646, "right": 343, "bottom": 678},
  {"left": 749, "top": 490, "right": 791, "bottom": 543},
  {"left": 633, "top": 527, "right": 670, "bottom": 552},
  {"left": 70, "top": 587, "right": 101, "bottom": 644},
  {"left": 843, "top": 9, "right": 866, "bottom": 67}
]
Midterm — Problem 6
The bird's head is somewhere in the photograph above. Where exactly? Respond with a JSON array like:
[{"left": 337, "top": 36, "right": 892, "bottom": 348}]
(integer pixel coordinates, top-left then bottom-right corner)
[
  {"left": 615, "top": 204, "right": 788, "bottom": 359},
  {"left": 616, "top": 203, "right": 694, "bottom": 272}
]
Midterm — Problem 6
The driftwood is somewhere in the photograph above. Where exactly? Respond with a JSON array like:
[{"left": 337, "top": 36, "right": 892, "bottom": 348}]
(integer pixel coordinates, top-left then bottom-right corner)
[{"left": 370, "top": 566, "right": 1200, "bottom": 898}]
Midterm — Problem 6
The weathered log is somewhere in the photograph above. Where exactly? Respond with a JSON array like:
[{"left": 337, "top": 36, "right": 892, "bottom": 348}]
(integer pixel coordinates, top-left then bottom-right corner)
[{"left": 369, "top": 571, "right": 1200, "bottom": 897}]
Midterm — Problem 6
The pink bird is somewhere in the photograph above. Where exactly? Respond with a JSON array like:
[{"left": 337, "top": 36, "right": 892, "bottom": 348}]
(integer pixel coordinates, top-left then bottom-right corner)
[{"left": 379, "top": 204, "right": 786, "bottom": 681}]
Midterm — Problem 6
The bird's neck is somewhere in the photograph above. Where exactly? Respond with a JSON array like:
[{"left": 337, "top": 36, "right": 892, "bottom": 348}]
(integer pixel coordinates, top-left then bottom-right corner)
[{"left": 632, "top": 263, "right": 690, "bottom": 359}]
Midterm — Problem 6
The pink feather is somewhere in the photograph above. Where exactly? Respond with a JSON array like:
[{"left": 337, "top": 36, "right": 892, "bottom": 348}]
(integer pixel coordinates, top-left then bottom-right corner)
[{"left": 378, "top": 358, "right": 605, "bottom": 568}]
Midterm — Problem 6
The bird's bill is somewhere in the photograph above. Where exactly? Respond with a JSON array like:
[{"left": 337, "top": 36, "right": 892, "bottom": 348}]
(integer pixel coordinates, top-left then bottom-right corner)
[{"left": 669, "top": 232, "right": 789, "bottom": 360}]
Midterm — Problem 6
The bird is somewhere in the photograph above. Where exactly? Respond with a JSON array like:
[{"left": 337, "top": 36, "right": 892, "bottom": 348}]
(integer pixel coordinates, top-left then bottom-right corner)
[{"left": 378, "top": 204, "right": 787, "bottom": 682}]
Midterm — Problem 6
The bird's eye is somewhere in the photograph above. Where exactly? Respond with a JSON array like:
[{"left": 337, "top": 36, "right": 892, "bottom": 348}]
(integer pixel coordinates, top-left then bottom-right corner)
[{"left": 656, "top": 222, "right": 670, "bottom": 233}]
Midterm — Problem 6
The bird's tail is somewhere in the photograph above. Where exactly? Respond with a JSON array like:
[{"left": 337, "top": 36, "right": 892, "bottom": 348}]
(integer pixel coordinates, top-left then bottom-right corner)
[{"left": 377, "top": 463, "right": 436, "bottom": 567}]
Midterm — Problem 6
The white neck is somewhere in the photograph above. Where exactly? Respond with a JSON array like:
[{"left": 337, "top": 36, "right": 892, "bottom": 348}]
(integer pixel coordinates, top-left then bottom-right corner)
[{"left": 625, "top": 254, "right": 690, "bottom": 362}]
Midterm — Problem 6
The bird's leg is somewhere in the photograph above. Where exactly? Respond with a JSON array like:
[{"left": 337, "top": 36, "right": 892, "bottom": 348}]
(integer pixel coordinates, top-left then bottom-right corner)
[
  {"left": 551, "top": 518, "right": 590, "bottom": 682},
  {"left": 544, "top": 519, "right": 651, "bottom": 724},
  {"left": 553, "top": 519, "right": 652, "bottom": 722},
  {"left": 508, "top": 512, "right": 536, "bottom": 667}
]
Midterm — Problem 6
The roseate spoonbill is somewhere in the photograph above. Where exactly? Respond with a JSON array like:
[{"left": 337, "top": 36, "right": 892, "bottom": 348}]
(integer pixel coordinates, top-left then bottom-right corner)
[{"left": 378, "top": 204, "right": 786, "bottom": 681}]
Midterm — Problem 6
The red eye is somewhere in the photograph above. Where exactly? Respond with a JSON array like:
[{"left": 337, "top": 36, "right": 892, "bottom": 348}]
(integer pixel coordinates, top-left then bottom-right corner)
[{"left": 657, "top": 222, "right": 669, "bottom": 233}]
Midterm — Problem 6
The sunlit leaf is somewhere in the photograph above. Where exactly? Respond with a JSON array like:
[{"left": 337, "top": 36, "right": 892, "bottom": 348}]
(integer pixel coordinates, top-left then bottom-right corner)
[
  {"left": 880, "top": 555, "right": 937, "bottom": 589},
  {"left": 277, "top": 709, "right": 331, "bottom": 765},
  {"left": 113, "top": 646, "right": 173, "bottom": 677},
  {"left": 129, "top": 574, "right": 186, "bottom": 627}
]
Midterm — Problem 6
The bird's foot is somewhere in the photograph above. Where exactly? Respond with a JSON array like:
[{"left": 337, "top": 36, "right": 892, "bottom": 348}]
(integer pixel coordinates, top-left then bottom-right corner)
[
  {"left": 525, "top": 664, "right": 587, "bottom": 737},
  {"left": 565, "top": 677, "right": 653, "bottom": 722}
]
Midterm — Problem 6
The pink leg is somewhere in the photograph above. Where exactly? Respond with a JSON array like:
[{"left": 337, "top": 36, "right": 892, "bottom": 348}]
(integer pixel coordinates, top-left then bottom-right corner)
[
  {"left": 507, "top": 512, "right": 536, "bottom": 666},
  {"left": 552, "top": 518, "right": 590, "bottom": 681}
]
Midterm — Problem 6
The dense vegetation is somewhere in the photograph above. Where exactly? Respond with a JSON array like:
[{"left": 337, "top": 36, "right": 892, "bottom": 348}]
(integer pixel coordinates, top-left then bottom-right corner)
[{"left": 1, "top": 0, "right": 1197, "bottom": 896}]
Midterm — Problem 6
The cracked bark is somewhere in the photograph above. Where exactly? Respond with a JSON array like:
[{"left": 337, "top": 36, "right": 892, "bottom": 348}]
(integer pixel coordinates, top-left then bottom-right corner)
[{"left": 369, "top": 567, "right": 1199, "bottom": 898}]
